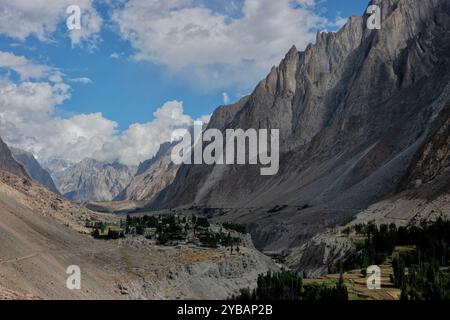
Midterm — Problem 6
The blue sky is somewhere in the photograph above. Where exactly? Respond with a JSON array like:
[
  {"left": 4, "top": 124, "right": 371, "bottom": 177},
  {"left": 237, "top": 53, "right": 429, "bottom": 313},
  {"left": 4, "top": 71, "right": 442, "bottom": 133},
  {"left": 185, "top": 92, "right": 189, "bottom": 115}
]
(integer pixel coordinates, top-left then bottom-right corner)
[{"left": 0, "top": 0, "right": 368, "bottom": 165}]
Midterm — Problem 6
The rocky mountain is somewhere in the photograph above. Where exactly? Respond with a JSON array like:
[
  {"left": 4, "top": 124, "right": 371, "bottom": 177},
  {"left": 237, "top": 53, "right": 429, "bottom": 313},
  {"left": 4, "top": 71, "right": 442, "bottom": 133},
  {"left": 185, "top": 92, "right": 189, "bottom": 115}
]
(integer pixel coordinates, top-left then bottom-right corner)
[
  {"left": 0, "top": 137, "right": 29, "bottom": 179},
  {"left": 148, "top": 0, "right": 450, "bottom": 266},
  {"left": 49, "top": 158, "right": 136, "bottom": 203},
  {"left": 115, "top": 142, "right": 179, "bottom": 201},
  {"left": 42, "top": 157, "right": 72, "bottom": 175},
  {"left": 10, "top": 147, "right": 59, "bottom": 194}
]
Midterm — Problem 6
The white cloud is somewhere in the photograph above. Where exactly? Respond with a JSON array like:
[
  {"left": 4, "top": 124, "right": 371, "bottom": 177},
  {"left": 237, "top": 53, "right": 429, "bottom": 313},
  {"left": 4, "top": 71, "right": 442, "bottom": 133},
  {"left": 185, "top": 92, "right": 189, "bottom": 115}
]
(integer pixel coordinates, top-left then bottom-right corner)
[
  {"left": 0, "top": 79, "right": 72, "bottom": 151},
  {"left": 0, "top": 52, "right": 207, "bottom": 166},
  {"left": 111, "top": 0, "right": 328, "bottom": 88},
  {"left": 95, "top": 101, "right": 198, "bottom": 166},
  {"left": 109, "top": 52, "right": 121, "bottom": 59},
  {"left": 0, "top": 78, "right": 203, "bottom": 166},
  {"left": 0, "top": 51, "right": 49, "bottom": 80},
  {"left": 0, "top": 50, "right": 75, "bottom": 87},
  {"left": 0, "top": 0, "right": 101, "bottom": 47}
]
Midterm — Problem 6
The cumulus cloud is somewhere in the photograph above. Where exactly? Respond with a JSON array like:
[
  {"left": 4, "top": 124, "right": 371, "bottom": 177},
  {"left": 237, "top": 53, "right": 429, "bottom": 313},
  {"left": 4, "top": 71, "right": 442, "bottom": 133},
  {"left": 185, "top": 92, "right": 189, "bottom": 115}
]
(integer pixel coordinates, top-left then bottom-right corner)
[
  {"left": 0, "top": 52, "right": 206, "bottom": 166},
  {"left": 0, "top": 51, "right": 49, "bottom": 80},
  {"left": 0, "top": 80, "right": 203, "bottom": 166},
  {"left": 95, "top": 101, "right": 198, "bottom": 166},
  {"left": 111, "top": 0, "right": 328, "bottom": 88},
  {"left": 0, "top": 81, "right": 203, "bottom": 165},
  {"left": 0, "top": 0, "right": 101, "bottom": 47},
  {"left": 0, "top": 79, "right": 72, "bottom": 149}
]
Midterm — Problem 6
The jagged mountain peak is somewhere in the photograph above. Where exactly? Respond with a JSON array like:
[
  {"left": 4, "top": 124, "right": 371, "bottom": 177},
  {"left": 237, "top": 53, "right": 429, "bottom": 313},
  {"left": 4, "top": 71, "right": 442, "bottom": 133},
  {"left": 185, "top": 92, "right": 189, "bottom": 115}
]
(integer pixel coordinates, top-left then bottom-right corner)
[{"left": 116, "top": 141, "right": 179, "bottom": 202}]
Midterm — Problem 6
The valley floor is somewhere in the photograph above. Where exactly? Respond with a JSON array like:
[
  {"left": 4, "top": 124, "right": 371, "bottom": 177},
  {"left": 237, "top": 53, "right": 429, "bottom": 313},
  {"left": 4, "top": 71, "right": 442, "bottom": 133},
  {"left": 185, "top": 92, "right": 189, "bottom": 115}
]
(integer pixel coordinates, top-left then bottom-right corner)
[{"left": 0, "top": 171, "right": 276, "bottom": 300}]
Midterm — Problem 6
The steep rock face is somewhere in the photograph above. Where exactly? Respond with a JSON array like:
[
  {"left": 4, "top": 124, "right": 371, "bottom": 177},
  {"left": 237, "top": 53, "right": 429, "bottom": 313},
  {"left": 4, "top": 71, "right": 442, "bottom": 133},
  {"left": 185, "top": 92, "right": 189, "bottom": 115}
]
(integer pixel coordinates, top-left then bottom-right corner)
[
  {"left": 296, "top": 102, "right": 450, "bottom": 275},
  {"left": 151, "top": 0, "right": 450, "bottom": 254},
  {"left": 10, "top": 147, "right": 59, "bottom": 194},
  {"left": 50, "top": 159, "right": 136, "bottom": 202},
  {"left": 399, "top": 101, "right": 450, "bottom": 199},
  {"left": 115, "top": 142, "right": 179, "bottom": 201},
  {"left": 0, "top": 137, "right": 29, "bottom": 179}
]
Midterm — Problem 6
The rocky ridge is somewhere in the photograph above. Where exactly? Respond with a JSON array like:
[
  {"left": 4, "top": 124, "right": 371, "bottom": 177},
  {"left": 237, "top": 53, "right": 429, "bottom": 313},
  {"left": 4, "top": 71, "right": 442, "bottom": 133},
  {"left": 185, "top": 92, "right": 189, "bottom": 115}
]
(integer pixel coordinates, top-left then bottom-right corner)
[
  {"left": 0, "top": 137, "right": 29, "bottom": 179},
  {"left": 10, "top": 147, "right": 59, "bottom": 194},
  {"left": 115, "top": 142, "right": 179, "bottom": 201}
]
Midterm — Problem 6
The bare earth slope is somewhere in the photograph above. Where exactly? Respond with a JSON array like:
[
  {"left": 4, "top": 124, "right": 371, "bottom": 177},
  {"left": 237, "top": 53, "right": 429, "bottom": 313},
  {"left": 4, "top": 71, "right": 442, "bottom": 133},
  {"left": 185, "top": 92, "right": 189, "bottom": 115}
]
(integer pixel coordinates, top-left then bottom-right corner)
[
  {"left": 0, "top": 172, "right": 124, "bottom": 299},
  {"left": 0, "top": 171, "right": 276, "bottom": 299}
]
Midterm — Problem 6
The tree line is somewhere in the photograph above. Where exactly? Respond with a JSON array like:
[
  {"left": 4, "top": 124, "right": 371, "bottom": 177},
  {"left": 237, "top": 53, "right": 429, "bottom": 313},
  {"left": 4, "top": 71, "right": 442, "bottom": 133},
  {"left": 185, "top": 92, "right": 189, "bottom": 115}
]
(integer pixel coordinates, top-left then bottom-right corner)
[
  {"left": 230, "top": 271, "right": 348, "bottom": 301},
  {"left": 338, "top": 218, "right": 450, "bottom": 300}
]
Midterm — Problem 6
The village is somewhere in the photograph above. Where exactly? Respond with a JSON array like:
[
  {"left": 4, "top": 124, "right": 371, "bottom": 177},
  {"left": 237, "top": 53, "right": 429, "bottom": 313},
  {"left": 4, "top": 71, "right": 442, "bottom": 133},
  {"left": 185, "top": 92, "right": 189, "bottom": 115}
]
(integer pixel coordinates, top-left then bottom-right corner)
[{"left": 85, "top": 213, "right": 244, "bottom": 251}]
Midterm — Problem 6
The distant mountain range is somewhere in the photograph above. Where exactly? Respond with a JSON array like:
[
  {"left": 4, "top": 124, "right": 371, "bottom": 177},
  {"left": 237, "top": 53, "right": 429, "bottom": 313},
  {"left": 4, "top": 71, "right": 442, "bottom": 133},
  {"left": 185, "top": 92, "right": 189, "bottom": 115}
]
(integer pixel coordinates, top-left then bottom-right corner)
[
  {"left": 44, "top": 158, "right": 136, "bottom": 203},
  {"left": 0, "top": 143, "right": 137, "bottom": 203}
]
